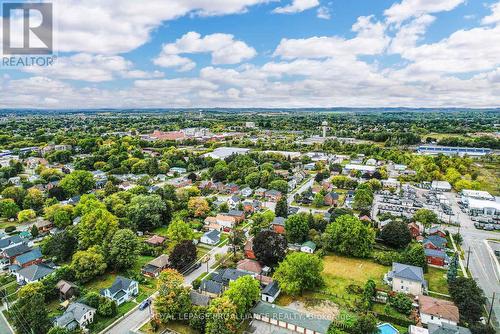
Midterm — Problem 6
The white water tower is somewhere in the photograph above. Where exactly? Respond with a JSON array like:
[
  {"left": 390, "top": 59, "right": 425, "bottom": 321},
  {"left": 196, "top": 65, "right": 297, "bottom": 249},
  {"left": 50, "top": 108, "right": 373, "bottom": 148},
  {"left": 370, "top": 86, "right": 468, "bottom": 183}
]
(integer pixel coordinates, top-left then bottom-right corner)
[{"left": 321, "top": 120, "right": 328, "bottom": 138}]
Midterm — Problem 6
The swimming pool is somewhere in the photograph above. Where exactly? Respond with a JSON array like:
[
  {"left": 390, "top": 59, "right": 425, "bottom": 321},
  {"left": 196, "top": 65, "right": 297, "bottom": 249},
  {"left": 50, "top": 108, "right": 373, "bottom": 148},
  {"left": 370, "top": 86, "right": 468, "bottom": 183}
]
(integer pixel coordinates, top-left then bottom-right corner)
[{"left": 377, "top": 323, "right": 400, "bottom": 334}]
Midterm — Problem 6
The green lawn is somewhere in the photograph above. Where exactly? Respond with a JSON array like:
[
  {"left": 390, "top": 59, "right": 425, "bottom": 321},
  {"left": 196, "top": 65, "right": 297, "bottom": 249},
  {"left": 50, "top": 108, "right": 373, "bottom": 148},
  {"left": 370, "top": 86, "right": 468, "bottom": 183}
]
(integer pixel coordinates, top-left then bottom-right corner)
[
  {"left": 425, "top": 267, "right": 449, "bottom": 295},
  {"left": 151, "top": 226, "right": 169, "bottom": 237},
  {"left": 196, "top": 245, "right": 211, "bottom": 259},
  {"left": 0, "top": 218, "right": 17, "bottom": 230},
  {"left": 140, "top": 321, "right": 200, "bottom": 334}
]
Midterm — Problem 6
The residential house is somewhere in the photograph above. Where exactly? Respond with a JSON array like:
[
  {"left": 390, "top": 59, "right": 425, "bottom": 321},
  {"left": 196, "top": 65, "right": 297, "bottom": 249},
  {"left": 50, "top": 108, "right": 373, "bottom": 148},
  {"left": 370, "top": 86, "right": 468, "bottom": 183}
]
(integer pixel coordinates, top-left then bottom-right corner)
[
  {"left": 300, "top": 241, "right": 317, "bottom": 254},
  {"left": 199, "top": 279, "right": 224, "bottom": 298},
  {"left": 56, "top": 280, "right": 79, "bottom": 300},
  {"left": 418, "top": 295, "right": 459, "bottom": 326},
  {"left": 324, "top": 192, "right": 339, "bottom": 206},
  {"left": 225, "top": 183, "right": 240, "bottom": 194},
  {"left": 425, "top": 249, "right": 449, "bottom": 267},
  {"left": 12, "top": 247, "right": 43, "bottom": 268},
  {"left": 408, "top": 223, "right": 422, "bottom": 238},
  {"left": 141, "top": 254, "right": 170, "bottom": 278},
  {"left": 100, "top": 276, "right": 139, "bottom": 305},
  {"left": 35, "top": 219, "right": 54, "bottom": 233},
  {"left": 423, "top": 235, "right": 447, "bottom": 250},
  {"left": 244, "top": 239, "right": 256, "bottom": 259},
  {"left": 264, "top": 189, "right": 282, "bottom": 202},
  {"left": 251, "top": 302, "right": 332, "bottom": 334},
  {"left": 228, "top": 195, "right": 241, "bottom": 209},
  {"left": 54, "top": 302, "right": 96, "bottom": 330},
  {"left": 261, "top": 281, "right": 280, "bottom": 303},
  {"left": 243, "top": 200, "right": 261, "bottom": 214},
  {"left": 236, "top": 259, "right": 262, "bottom": 275},
  {"left": 428, "top": 227, "right": 447, "bottom": 238},
  {"left": 200, "top": 230, "right": 221, "bottom": 245},
  {"left": 427, "top": 323, "right": 471, "bottom": 334},
  {"left": 227, "top": 210, "right": 245, "bottom": 222},
  {"left": 15, "top": 263, "right": 55, "bottom": 285},
  {"left": 215, "top": 214, "right": 237, "bottom": 230},
  {"left": 144, "top": 235, "right": 166, "bottom": 247},
  {"left": 0, "top": 235, "right": 24, "bottom": 251},
  {"left": 2, "top": 243, "right": 31, "bottom": 264},
  {"left": 271, "top": 217, "right": 286, "bottom": 234},
  {"left": 255, "top": 188, "right": 267, "bottom": 197},
  {"left": 240, "top": 187, "right": 253, "bottom": 197},
  {"left": 190, "top": 290, "right": 210, "bottom": 306},
  {"left": 385, "top": 262, "right": 427, "bottom": 295}
]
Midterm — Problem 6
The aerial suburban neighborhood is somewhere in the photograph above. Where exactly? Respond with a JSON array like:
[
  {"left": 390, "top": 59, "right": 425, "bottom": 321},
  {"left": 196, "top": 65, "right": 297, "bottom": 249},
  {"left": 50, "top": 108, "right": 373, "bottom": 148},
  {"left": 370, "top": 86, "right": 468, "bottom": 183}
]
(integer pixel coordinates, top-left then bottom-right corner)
[
  {"left": 0, "top": 109, "right": 498, "bottom": 334},
  {"left": 1, "top": 0, "right": 500, "bottom": 333}
]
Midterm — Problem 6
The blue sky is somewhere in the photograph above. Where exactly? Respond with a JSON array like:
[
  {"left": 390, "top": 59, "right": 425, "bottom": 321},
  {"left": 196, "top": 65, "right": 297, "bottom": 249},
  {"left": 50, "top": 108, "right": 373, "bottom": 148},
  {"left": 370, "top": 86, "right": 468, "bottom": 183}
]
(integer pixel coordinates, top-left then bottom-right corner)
[{"left": 1, "top": 0, "right": 500, "bottom": 108}]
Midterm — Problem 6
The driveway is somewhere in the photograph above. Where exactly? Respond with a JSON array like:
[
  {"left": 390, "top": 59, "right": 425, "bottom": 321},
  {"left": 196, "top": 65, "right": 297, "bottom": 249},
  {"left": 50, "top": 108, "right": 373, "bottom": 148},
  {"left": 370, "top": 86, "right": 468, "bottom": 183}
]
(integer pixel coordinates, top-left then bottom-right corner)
[{"left": 103, "top": 245, "right": 229, "bottom": 334}]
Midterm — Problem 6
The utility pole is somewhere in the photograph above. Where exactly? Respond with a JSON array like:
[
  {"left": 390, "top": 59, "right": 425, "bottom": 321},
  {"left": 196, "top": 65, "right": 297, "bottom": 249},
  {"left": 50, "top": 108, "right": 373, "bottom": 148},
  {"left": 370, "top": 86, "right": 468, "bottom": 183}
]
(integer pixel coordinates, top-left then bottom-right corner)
[
  {"left": 487, "top": 292, "right": 496, "bottom": 326},
  {"left": 466, "top": 247, "right": 472, "bottom": 272}
]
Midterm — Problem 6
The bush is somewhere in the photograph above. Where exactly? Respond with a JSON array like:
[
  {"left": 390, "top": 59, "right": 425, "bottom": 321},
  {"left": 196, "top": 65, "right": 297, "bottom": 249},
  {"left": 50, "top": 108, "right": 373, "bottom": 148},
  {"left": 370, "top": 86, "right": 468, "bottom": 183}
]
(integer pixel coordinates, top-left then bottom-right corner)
[
  {"left": 192, "top": 278, "right": 202, "bottom": 290},
  {"left": 373, "top": 251, "right": 401, "bottom": 266},
  {"left": 388, "top": 292, "right": 413, "bottom": 315},
  {"left": 4, "top": 226, "right": 16, "bottom": 234}
]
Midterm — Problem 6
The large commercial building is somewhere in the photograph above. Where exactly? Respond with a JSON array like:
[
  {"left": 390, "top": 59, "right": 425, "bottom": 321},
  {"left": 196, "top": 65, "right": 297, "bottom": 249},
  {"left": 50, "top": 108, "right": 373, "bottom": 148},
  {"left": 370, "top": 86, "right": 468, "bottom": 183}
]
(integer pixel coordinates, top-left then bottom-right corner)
[{"left": 417, "top": 145, "right": 492, "bottom": 156}]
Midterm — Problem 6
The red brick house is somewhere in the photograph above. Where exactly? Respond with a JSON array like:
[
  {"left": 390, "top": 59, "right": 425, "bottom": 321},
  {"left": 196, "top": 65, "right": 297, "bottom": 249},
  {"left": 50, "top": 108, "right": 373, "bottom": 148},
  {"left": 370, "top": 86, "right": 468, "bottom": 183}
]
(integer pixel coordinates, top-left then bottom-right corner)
[
  {"left": 425, "top": 248, "right": 449, "bottom": 267},
  {"left": 264, "top": 190, "right": 282, "bottom": 202},
  {"left": 408, "top": 223, "right": 421, "bottom": 238},
  {"left": 244, "top": 239, "right": 256, "bottom": 259},
  {"left": 272, "top": 217, "right": 286, "bottom": 234},
  {"left": 324, "top": 192, "right": 339, "bottom": 206}
]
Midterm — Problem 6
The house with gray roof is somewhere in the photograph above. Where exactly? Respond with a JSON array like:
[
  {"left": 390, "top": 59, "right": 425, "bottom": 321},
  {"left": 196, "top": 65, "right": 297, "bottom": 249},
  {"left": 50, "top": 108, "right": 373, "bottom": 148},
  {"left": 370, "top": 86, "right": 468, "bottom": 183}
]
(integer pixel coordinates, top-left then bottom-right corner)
[
  {"left": 100, "top": 276, "right": 138, "bottom": 305},
  {"left": 2, "top": 243, "right": 31, "bottom": 261},
  {"left": 261, "top": 281, "right": 280, "bottom": 303},
  {"left": 0, "top": 235, "right": 23, "bottom": 251},
  {"left": 252, "top": 301, "right": 331, "bottom": 334},
  {"left": 13, "top": 247, "right": 42, "bottom": 268},
  {"left": 54, "top": 302, "right": 96, "bottom": 330},
  {"left": 199, "top": 279, "right": 224, "bottom": 297},
  {"left": 200, "top": 230, "right": 221, "bottom": 245},
  {"left": 190, "top": 290, "right": 210, "bottom": 306},
  {"left": 385, "top": 262, "right": 427, "bottom": 295},
  {"left": 427, "top": 323, "right": 471, "bottom": 334},
  {"left": 15, "top": 263, "right": 55, "bottom": 285}
]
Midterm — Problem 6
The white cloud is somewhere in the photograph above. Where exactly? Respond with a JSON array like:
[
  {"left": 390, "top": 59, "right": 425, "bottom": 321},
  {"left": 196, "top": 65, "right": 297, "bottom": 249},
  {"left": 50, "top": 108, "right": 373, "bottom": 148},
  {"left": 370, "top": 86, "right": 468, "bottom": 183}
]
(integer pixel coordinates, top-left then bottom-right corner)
[
  {"left": 23, "top": 53, "right": 163, "bottom": 82},
  {"left": 388, "top": 14, "right": 435, "bottom": 54},
  {"left": 274, "top": 16, "right": 388, "bottom": 59},
  {"left": 43, "top": 0, "right": 269, "bottom": 54},
  {"left": 316, "top": 6, "right": 331, "bottom": 19},
  {"left": 273, "top": 0, "right": 319, "bottom": 14},
  {"left": 384, "top": 0, "right": 464, "bottom": 24},
  {"left": 154, "top": 32, "right": 256, "bottom": 71},
  {"left": 482, "top": 1, "right": 500, "bottom": 25}
]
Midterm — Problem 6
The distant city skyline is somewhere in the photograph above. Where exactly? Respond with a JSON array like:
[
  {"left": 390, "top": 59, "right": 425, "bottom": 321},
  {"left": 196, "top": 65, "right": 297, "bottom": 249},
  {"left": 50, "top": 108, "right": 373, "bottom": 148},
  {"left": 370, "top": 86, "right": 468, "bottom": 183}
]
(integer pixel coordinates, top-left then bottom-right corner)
[{"left": 1, "top": 0, "right": 500, "bottom": 109}]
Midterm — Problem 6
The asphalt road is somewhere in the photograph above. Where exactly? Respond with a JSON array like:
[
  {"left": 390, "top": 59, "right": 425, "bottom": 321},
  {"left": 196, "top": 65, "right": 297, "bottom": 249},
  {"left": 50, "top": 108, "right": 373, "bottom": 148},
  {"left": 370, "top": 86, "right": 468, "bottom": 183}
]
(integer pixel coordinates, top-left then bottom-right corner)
[
  {"left": 443, "top": 192, "right": 500, "bottom": 328},
  {"left": 104, "top": 244, "right": 229, "bottom": 334}
]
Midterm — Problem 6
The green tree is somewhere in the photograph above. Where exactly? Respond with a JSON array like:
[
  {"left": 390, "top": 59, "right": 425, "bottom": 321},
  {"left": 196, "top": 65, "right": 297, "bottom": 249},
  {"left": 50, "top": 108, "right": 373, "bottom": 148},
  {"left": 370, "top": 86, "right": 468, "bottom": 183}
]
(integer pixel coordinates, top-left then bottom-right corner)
[
  {"left": 323, "top": 215, "right": 375, "bottom": 258},
  {"left": 0, "top": 199, "right": 20, "bottom": 219},
  {"left": 447, "top": 253, "right": 459, "bottom": 283},
  {"left": 268, "top": 179, "right": 288, "bottom": 194},
  {"left": 253, "top": 230, "right": 287, "bottom": 267},
  {"left": 127, "top": 194, "right": 168, "bottom": 231},
  {"left": 353, "top": 187, "right": 374, "bottom": 211},
  {"left": 22, "top": 188, "right": 44, "bottom": 212},
  {"left": 1, "top": 186, "right": 26, "bottom": 207},
  {"left": 389, "top": 293, "right": 413, "bottom": 315},
  {"left": 362, "top": 279, "right": 376, "bottom": 310},
  {"left": 71, "top": 247, "right": 107, "bottom": 283},
  {"left": 166, "top": 219, "right": 194, "bottom": 244},
  {"left": 9, "top": 282, "right": 51, "bottom": 334},
  {"left": 41, "top": 229, "right": 78, "bottom": 262},
  {"left": 205, "top": 296, "right": 239, "bottom": 334},
  {"left": 414, "top": 208, "right": 439, "bottom": 232},
  {"left": 60, "top": 170, "right": 96, "bottom": 197},
  {"left": 312, "top": 193, "right": 325, "bottom": 208},
  {"left": 108, "top": 229, "right": 140, "bottom": 270},
  {"left": 154, "top": 269, "right": 191, "bottom": 323},
  {"left": 352, "top": 313, "right": 378, "bottom": 334},
  {"left": 402, "top": 243, "right": 428, "bottom": 272},
  {"left": 211, "top": 161, "right": 229, "bottom": 182},
  {"left": 169, "top": 240, "right": 197, "bottom": 271},
  {"left": 449, "top": 277, "right": 486, "bottom": 324},
  {"left": 17, "top": 209, "right": 36, "bottom": 223},
  {"left": 78, "top": 208, "right": 119, "bottom": 250},
  {"left": 188, "top": 197, "right": 210, "bottom": 217},
  {"left": 245, "top": 172, "right": 261, "bottom": 188},
  {"left": 30, "top": 224, "right": 39, "bottom": 238},
  {"left": 275, "top": 196, "right": 288, "bottom": 218},
  {"left": 285, "top": 213, "right": 309, "bottom": 243},
  {"left": 223, "top": 275, "right": 261, "bottom": 316},
  {"left": 274, "top": 252, "right": 324, "bottom": 295},
  {"left": 379, "top": 221, "right": 412, "bottom": 249}
]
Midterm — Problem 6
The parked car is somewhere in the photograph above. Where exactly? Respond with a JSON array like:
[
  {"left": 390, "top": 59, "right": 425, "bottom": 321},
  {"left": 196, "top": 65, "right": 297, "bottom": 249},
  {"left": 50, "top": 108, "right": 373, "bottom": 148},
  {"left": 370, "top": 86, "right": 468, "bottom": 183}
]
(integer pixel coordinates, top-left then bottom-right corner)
[{"left": 139, "top": 298, "right": 151, "bottom": 310}]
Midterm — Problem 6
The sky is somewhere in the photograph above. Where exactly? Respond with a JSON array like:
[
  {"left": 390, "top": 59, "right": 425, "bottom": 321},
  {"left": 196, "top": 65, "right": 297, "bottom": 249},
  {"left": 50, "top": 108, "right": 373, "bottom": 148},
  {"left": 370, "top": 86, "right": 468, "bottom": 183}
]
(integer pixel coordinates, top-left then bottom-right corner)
[{"left": 1, "top": 0, "right": 500, "bottom": 109}]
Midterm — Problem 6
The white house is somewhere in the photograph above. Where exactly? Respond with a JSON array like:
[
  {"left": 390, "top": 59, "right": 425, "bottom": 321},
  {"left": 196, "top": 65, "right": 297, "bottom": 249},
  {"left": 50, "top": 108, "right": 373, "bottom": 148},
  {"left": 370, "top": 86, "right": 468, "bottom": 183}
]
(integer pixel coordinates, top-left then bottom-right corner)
[
  {"left": 100, "top": 276, "right": 138, "bottom": 305},
  {"left": 385, "top": 262, "right": 427, "bottom": 295},
  {"left": 261, "top": 281, "right": 280, "bottom": 303},
  {"left": 200, "top": 230, "right": 221, "bottom": 245},
  {"left": 54, "top": 302, "right": 96, "bottom": 330},
  {"left": 15, "top": 263, "right": 55, "bottom": 285},
  {"left": 418, "top": 295, "right": 459, "bottom": 327},
  {"left": 300, "top": 241, "right": 317, "bottom": 254}
]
